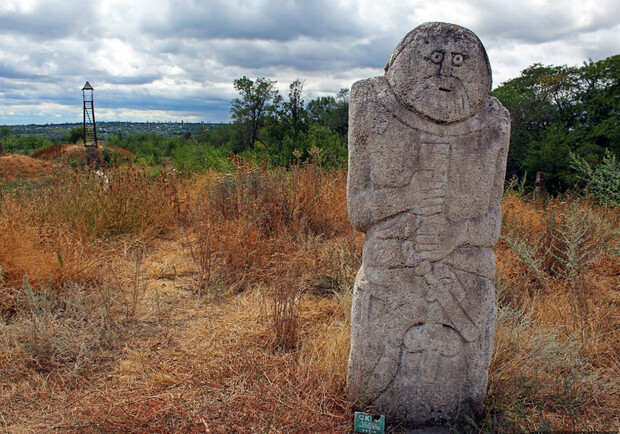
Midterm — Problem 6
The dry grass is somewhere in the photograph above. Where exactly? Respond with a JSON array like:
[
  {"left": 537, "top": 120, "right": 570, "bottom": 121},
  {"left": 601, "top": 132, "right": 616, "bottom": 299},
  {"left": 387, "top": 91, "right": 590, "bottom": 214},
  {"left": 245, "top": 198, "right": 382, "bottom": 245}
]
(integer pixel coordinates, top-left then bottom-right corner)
[
  {"left": 488, "top": 193, "right": 619, "bottom": 431},
  {"left": 1, "top": 161, "right": 618, "bottom": 432},
  {"left": 0, "top": 165, "right": 180, "bottom": 315}
]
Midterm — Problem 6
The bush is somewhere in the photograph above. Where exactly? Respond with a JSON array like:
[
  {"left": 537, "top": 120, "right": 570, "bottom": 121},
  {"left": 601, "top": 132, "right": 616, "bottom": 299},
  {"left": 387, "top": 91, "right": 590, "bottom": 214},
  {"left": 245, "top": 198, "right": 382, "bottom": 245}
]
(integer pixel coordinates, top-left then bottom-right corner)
[
  {"left": 570, "top": 149, "right": 620, "bottom": 206},
  {"left": 2, "top": 134, "right": 54, "bottom": 155},
  {"left": 172, "top": 142, "right": 232, "bottom": 174},
  {"left": 492, "top": 193, "right": 619, "bottom": 429},
  {"left": 60, "top": 126, "right": 84, "bottom": 144}
]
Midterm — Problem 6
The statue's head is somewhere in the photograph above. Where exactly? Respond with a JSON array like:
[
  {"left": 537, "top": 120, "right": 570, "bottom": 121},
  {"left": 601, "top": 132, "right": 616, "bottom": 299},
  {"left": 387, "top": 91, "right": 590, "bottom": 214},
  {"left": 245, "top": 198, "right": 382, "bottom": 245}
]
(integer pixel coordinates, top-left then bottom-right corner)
[{"left": 385, "top": 22, "right": 492, "bottom": 124}]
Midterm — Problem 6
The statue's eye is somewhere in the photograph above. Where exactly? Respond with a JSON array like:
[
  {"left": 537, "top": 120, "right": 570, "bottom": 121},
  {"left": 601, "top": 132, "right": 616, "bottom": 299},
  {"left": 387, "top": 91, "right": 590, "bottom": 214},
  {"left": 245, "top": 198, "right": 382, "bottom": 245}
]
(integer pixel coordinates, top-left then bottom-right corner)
[
  {"left": 452, "top": 53, "right": 464, "bottom": 66},
  {"left": 430, "top": 51, "right": 443, "bottom": 64}
]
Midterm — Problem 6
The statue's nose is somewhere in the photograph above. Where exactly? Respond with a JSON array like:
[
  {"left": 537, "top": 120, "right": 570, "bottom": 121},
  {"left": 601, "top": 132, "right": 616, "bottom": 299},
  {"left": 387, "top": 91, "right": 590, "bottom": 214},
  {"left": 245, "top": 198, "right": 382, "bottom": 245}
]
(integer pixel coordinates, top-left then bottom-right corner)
[{"left": 439, "top": 55, "right": 453, "bottom": 76}]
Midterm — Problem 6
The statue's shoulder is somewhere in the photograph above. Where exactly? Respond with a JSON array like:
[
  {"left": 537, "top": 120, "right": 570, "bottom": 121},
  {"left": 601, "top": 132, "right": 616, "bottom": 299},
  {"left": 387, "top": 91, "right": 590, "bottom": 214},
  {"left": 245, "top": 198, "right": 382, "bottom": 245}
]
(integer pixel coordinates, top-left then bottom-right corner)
[
  {"left": 462, "top": 96, "right": 511, "bottom": 138},
  {"left": 351, "top": 77, "right": 389, "bottom": 105},
  {"left": 350, "top": 77, "right": 394, "bottom": 130},
  {"left": 483, "top": 96, "right": 511, "bottom": 125}
]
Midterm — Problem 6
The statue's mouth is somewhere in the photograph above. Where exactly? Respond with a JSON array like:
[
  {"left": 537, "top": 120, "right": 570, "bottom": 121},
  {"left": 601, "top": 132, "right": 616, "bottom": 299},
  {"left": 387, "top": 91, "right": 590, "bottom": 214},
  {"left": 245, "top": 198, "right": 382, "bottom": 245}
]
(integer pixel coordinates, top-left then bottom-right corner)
[{"left": 439, "top": 87, "right": 451, "bottom": 92}]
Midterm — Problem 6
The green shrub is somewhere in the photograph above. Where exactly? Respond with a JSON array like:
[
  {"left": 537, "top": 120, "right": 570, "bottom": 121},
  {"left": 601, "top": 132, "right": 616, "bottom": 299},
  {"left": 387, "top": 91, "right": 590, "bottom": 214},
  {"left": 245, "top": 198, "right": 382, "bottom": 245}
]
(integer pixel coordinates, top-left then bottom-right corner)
[
  {"left": 172, "top": 143, "right": 232, "bottom": 174},
  {"left": 2, "top": 135, "right": 54, "bottom": 154},
  {"left": 571, "top": 149, "right": 620, "bottom": 205}
]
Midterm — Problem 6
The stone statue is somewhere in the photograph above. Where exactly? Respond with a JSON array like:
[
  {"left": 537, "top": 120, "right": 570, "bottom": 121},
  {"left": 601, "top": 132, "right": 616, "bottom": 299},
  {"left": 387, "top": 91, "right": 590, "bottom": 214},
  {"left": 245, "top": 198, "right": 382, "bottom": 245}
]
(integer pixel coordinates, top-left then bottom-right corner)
[{"left": 346, "top": 22, "right": 510, "bottom": 425}]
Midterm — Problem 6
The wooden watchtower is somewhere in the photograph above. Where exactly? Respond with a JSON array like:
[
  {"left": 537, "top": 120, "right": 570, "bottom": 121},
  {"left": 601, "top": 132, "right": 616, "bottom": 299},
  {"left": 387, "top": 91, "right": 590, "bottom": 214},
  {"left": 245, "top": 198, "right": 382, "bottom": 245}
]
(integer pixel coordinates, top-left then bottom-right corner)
[{"left": 82, "top": 81, "right": 98, "bottom": 147}]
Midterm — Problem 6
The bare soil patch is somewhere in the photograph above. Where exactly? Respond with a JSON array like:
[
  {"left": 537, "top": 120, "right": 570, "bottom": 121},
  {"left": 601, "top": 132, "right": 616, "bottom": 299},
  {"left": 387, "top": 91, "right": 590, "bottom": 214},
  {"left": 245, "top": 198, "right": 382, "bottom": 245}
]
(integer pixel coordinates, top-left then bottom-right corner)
[{"left": 0, "top": 154, "right": 58, "bottom": 181}]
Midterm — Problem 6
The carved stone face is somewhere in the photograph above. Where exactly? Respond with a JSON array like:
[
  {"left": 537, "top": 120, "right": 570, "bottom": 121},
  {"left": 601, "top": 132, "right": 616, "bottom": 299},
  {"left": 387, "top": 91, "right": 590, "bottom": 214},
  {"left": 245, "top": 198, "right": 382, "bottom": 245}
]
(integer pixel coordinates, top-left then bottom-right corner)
[{"left": 385, "top": 22, "right": 492, "bottom": 124}]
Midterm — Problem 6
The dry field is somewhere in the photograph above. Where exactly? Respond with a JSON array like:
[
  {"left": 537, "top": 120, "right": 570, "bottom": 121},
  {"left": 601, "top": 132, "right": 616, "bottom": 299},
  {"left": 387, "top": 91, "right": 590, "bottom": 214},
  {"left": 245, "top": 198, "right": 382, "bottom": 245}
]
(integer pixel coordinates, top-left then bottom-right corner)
[{"left": 0, "top": 155, "right": 618, "bottom": 432}]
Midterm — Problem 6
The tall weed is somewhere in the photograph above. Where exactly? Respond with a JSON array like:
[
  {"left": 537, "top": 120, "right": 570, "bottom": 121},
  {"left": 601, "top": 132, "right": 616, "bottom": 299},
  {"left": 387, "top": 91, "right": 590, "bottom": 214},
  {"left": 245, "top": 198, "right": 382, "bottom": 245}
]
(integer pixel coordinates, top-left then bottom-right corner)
[
  {"left": 488, "top": 303, "right": 592, "bottom": 431},
  {"left": 500, "top": 194, "right": 617, "bottom": 310},
  {"left": 261, "top": 263, "right": 306, "bottom": 351},
  {"left": 15, "top": 277, "right": 118, "bottom": 375},
  {"left": 493, "top": 193, "right": 619, "bottom": 429},
  {"left": 180, "top": 195, "right": 215, "bottom": 295},
  {"left": 39, "top": 166, "right": 179, "bottom": 240},
  {"left": 180, "top": 163, "right": 350, "bottom": 293},
  {"left": 546, "top": 203, "right": 617, "bottom": 340}
]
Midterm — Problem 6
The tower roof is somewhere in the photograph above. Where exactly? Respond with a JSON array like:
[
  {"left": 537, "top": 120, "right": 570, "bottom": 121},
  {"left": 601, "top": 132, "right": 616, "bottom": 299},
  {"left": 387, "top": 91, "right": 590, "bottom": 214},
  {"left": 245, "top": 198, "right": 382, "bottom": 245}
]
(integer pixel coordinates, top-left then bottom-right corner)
[{"left": 82, "top": 81, "right": 94, "bottom": 91}]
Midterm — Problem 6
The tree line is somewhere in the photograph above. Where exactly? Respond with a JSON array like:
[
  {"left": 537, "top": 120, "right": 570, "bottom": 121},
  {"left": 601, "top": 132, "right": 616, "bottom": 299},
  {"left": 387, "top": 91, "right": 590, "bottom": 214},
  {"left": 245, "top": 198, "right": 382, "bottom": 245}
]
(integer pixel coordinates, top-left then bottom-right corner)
[
  {"left": 223, "top": 55, "right": 618, "bottom": 192},
  {"left": 1, "top": 55, "right": 617, "bottom": 198},
  {"left": 100, "top": 78, "right": 350, "bottom": 170},
  {"left": 229, "top": 77, "right": 349, "bottom": 168},
  {"left": 491, "top": 55, "right": 619, "bottom": 193}
]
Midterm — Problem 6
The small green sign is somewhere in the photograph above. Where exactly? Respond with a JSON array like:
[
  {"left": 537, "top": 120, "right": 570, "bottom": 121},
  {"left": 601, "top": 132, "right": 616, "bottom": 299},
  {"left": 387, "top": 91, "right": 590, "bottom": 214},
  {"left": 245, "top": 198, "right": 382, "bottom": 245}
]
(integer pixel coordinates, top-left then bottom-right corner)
[{"left": 354, "top": 411, "right": 385, "bottom": 434}]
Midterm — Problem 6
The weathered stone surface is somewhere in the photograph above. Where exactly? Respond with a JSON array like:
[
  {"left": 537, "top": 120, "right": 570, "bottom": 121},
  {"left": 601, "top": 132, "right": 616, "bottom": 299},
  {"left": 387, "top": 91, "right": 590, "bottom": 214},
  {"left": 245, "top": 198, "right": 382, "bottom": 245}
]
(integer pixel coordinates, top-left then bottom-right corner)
[{"left": 346, "top": 22, "right": 510, "bottom": 425}]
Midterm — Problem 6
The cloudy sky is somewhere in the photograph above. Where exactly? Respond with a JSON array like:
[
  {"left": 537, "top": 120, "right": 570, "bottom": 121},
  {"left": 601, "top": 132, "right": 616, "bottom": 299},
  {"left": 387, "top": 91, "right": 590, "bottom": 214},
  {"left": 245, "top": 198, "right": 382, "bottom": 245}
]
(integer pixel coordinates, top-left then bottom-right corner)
[{"left": 0, "top": 0, "right": 618, "bottom": 125}]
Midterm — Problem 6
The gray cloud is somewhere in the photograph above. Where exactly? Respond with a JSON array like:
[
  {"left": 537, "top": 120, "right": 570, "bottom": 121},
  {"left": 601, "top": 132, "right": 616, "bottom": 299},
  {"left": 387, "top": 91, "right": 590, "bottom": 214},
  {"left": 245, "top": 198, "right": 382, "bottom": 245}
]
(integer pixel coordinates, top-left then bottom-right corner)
[
  {"left": 474, "top": 1, "right": 620, "bottom": 44},
  {"left": 0, "top": 63, "right": 42, "bottom": 80},
  {"left": 0, "top": 1, "right": 99, "bottom": 40},
  {"left": 103, "top": 75, "right": 162, "bottom": 85},
  {"left": 0, "top": 0, "right": 618, "bottom": 124},
  {"left": 141, "top": 0, "right": 363, "bottom": 41},
  {"left": 200, "top": 33, "right": 397, "bottom": 74}
]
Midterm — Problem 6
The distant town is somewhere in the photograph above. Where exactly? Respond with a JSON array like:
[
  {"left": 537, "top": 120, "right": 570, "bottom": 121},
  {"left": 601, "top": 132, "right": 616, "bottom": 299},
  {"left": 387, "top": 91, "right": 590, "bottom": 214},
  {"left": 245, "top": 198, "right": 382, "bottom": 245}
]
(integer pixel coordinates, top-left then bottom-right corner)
[{"left": 5, "top": 121, "right": 227, "bottom": 141}]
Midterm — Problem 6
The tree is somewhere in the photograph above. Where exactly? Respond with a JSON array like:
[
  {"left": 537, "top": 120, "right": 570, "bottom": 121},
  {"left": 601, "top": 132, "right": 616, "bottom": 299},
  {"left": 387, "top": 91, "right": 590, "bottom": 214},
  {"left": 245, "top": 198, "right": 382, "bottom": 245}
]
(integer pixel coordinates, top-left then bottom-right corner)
[
  {"left": 306, "top": 88, "right": 349, "bottom": 136},
  {"left": 61, "top": 126, "right": 85, "bottom": 144},
  {"left": 575, "top": 56, "right": 620, "bottom": 157},
  {"left": 230, "top": 77, "right": 279, "bottom": 151},
  {"left": 307, "top": 96, "right": 335, "bottom": 123},
  {"left": 195, "top": 124, "right": 240, "bottom": 150},
  {"left": 332, "top": 88, "right": 350, "bottom": 137},
  {"left": 0, "top": 125, "right": 10, "bottom": 140},
  {"left": 492, "top": 55, "right": 619, "bottom": 192},
  {"left": 281, "top": 79, "right": 307, "bottom": 137},
  {"left": 0, "top": 125, "right": 8, "bottom": 156},
  {"left": 264, "top": 79, "right": 310, "bottom": 164}
]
